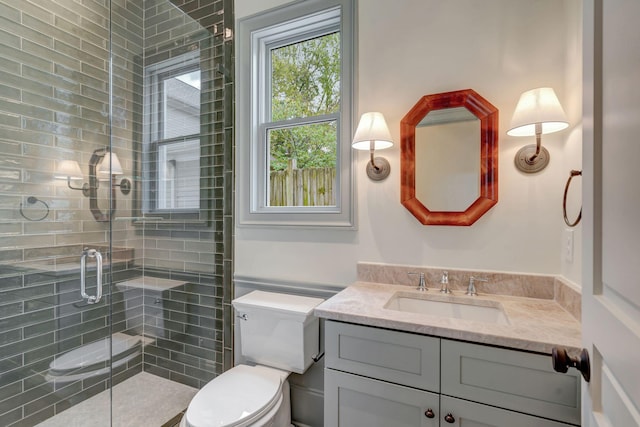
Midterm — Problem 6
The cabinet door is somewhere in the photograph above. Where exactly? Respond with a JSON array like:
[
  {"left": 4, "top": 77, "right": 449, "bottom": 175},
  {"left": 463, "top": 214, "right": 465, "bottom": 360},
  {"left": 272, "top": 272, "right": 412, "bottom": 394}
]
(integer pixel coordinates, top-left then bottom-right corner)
[
  {"left": 324, "top": 369, "right": 439, "bottom": 427},
  {"left": 440, "top": 396, "right": 577, "bottom": 427},
  {"left": 325, "top": 321, "right": 440, "bottom": 391},
  {"left": 441, "top": 340, "right": 580, "bottom": 425}
]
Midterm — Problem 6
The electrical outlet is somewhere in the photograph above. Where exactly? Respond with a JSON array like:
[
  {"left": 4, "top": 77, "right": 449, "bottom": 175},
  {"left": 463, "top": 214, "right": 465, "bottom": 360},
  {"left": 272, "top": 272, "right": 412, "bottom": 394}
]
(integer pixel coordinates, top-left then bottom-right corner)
[{"left": 564, "top": 229, "right": 574, "bottom": 263}]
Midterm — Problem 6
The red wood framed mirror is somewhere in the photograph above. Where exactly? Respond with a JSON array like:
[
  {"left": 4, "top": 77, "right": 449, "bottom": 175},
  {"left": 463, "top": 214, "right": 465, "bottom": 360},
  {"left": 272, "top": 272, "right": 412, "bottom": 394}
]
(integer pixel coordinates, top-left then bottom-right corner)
[{"left": 400, "top": 89, "right": 498, "bottom": 226}]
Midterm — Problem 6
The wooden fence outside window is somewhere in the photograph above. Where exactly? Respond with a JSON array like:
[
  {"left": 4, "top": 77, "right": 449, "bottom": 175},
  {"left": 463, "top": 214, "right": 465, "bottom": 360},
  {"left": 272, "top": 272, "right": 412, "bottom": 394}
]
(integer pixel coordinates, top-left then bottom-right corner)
[{"left": 269, "top": 160, "right": 336, "bottom": 206}]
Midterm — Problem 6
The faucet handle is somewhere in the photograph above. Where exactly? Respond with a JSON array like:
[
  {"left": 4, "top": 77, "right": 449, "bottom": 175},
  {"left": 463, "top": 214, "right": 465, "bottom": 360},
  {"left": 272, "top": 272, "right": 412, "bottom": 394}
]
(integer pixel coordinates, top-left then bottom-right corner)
[
  {"left": 408, "top": 272, "right": 427, "bottom": 291},
  {"left": 466, "top": 276, "right": 488, "bottom": 296},
  {"left": 439, "top": 271, "right": 451, "bottom": 294}
]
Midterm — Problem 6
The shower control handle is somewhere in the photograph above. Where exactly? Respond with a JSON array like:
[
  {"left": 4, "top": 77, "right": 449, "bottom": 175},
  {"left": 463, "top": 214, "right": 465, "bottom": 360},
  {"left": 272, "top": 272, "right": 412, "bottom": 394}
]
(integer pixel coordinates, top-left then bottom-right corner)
[{"left": 80, "top": 248, "right": 103, "bottom": 304}]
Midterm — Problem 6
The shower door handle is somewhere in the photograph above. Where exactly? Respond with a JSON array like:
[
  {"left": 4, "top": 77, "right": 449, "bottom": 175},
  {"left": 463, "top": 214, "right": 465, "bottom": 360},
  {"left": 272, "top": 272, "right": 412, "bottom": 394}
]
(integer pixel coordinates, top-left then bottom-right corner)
[{"left": 80, "top": 248, "right": 103, "bottom": 304}]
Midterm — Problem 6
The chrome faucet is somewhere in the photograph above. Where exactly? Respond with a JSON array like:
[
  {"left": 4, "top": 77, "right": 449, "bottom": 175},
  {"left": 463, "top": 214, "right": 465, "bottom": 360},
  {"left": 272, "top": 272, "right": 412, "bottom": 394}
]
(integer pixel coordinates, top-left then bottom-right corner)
[
  {"left": 465, "top": 276, "right": 488, "bottom": 296},
  {"left": 408, "top": 272, "right": 427, "bottom": 291},
  {"left": 439, "top": 271, "right": 451, "bottom": 294}
]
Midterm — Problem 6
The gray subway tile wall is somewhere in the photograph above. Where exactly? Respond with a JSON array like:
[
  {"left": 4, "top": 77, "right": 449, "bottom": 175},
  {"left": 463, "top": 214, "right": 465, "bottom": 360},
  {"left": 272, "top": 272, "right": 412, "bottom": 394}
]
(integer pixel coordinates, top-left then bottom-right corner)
[{"left": 0, "top": 0, "right": 232, "bottom": 425}]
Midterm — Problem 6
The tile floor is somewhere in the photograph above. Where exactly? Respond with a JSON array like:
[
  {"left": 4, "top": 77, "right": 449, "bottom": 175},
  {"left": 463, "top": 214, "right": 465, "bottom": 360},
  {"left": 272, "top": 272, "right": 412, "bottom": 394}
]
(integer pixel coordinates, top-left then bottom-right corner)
[
  {"left": 160, "top": 411, "right": 186, "bottom": 427},
  {"left": 35, "top": 372, "right": 197, "bottom": 427}
]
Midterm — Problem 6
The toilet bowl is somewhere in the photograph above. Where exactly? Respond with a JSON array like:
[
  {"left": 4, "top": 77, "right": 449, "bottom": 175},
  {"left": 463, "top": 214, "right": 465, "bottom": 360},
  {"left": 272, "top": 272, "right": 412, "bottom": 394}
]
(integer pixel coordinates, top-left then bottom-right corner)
[
  {"left": 180, "top": 290, "right": 324, "bottom": 427},
  {"left": 180, "top": 365, "right": 291, "bottom": 427}
]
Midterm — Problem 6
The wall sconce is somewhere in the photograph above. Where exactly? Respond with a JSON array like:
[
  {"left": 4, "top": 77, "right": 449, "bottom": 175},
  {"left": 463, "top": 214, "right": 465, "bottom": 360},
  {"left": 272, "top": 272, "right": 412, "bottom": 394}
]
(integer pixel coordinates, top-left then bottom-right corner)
[
  {"left": 54, "top": 160, "right": 89, "bottom": 195},
  {"left": 96, "top": 150, "right": 131, "bottom": 194},
  {"left": 507, "top": 87, "right": 569, "bottom": 173},
  {"left": 55, "top": 148, "right": 131, "bottom": 222},
  {"left": 352, "top": 112, "right": 394, "bottom": 181}
]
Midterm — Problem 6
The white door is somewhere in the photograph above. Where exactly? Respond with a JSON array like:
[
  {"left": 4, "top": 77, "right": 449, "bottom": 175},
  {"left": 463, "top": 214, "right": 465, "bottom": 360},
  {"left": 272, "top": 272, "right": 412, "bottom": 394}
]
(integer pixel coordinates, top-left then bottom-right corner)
[{"left": 582, "top": 0, "right": 640, "bottom": 426}]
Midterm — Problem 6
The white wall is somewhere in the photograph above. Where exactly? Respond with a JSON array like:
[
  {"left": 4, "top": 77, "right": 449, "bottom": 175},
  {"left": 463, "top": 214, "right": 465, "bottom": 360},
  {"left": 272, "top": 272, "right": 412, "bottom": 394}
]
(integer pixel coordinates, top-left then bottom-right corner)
[{"left": 235, "top": 0, "right": 583, "bottom": 287}]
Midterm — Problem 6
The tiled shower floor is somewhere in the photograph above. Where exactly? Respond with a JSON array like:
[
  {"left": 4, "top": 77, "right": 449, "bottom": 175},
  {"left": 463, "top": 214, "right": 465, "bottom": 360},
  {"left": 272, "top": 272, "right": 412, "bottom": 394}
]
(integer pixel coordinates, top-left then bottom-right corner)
[{"left": 34, "top": 372, "right": 197, "bottom": 427}]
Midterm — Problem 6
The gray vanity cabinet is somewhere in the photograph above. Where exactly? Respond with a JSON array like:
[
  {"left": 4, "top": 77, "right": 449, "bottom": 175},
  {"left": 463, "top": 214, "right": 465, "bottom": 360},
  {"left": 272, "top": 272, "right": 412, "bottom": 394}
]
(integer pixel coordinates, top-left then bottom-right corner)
[{"left": 324, "top": 320, "right": 580, "bottom": 427}]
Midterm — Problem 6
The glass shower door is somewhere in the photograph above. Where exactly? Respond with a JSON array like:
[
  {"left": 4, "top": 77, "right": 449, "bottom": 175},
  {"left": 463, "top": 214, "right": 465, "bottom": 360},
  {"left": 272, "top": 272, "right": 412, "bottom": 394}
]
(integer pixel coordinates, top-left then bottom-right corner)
[
  {"left": 0, "top": 0, "right": 120, "bottom": 425},
  {"left": 1, "top": 0, "right": 230, "bottom": 425}
]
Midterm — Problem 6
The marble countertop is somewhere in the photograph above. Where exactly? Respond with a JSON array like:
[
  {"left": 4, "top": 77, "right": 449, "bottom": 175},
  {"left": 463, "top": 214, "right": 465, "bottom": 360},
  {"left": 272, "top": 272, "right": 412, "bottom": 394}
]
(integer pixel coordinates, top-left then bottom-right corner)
[{"left": 314, "top": 281, "right": 582, "bottom": 355}]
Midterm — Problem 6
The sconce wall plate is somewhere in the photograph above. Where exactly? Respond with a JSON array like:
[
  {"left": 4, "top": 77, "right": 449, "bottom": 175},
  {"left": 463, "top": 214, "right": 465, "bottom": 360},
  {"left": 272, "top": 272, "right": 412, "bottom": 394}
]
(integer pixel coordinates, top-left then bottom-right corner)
[
  {"left": 119, "top": 178, "right": 132, "bottom": 195},
  {"left": 366, "top": 157, "right": 391, "bottom": 181},
  {"left": 81, "top": 183, "right": 91, "bottom": 198},
  {"left": 515, "top": 144, "right": 550, "bottom": 173}
]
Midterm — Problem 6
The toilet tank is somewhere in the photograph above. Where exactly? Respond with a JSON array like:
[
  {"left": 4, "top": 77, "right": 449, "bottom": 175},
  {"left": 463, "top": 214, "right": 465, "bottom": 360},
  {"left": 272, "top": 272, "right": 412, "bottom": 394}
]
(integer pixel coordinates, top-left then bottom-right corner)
[{"left": 232, "top": 291, "right": 324, "bottom": 374}]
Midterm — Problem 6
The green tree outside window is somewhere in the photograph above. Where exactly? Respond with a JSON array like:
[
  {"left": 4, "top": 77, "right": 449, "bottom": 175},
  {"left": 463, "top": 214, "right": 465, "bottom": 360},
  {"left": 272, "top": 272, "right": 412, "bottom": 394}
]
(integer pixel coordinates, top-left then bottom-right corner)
[{"left": 269, "top": 32, "right": 340, "bottom": 172}]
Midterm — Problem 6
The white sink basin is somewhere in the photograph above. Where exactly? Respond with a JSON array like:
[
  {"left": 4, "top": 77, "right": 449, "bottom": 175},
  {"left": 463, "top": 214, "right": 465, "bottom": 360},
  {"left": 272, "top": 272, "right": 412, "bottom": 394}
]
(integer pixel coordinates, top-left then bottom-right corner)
[{"left": 384, "top": 294, "right": 510, "bottom": 325}]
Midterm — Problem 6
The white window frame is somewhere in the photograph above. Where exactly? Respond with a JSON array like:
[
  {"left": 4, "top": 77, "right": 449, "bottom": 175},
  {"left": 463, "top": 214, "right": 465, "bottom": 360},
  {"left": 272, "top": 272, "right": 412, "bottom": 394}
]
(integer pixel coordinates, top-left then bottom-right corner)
[
  {"left": 143, "top": 51, "right": 201, "bottom": 215},
  {"left": 237, "top": 0, "right": 356, "bottom": 228}
]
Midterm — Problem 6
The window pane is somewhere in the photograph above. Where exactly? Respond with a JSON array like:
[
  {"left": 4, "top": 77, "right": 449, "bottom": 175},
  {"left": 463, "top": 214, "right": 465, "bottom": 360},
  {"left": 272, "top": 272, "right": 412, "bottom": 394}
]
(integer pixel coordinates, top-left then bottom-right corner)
[
  {"left": 157, "top": 139, "right": 200, "bottom": 210},
  {"left": 267, "top": 121, "right": 337, "bottom": 207},
  {"left": 163, "top": 70, "right": 201, "bottom": 139},
  {"left": 271, "top": 32, "right": 340, "bottom": 121}
]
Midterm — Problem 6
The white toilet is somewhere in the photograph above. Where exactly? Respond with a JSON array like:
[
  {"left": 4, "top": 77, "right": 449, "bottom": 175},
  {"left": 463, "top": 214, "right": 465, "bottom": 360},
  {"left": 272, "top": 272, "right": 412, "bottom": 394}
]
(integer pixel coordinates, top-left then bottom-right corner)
[{"left": 180, "top": 290, "right": 324, "bottom": 427}]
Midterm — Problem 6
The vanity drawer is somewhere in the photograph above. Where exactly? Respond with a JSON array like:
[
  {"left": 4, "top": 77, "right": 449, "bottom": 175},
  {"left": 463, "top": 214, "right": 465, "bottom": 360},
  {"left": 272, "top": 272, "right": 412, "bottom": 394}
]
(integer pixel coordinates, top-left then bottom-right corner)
[
  {"left": 441, "top": 339, "right": 581, "bottom": 425},
  {"left": 325, "top": 321, "right": 440, "bottom": 392}
]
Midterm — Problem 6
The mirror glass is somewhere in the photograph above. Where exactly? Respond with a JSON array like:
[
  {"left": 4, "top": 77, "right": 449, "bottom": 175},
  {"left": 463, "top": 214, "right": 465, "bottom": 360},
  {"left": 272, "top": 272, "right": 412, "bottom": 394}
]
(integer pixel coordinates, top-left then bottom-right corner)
[
  {"left": 415, "top": 107, "right": 480, "bottom": 212},
  {"left": 400, "top": 89, "right": 498, "bottom": 226}
]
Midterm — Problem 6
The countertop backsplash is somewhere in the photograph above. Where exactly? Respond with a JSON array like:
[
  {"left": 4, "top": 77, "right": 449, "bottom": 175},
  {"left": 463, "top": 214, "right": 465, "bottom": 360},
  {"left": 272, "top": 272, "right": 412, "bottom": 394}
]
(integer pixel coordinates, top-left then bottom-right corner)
[{"left": 356, "top": 262, "right": 581, "bottom": 321}]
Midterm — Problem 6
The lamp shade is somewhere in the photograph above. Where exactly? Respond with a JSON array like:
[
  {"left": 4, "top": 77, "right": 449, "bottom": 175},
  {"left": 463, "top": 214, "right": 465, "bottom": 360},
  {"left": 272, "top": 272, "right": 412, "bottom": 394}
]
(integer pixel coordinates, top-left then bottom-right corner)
[
  {"left": 98, "top": 151, "right": 124, "bottom": 175},
  {"left": 352, "top": 112, "right": 394, "bottom": 150},
  {"left": 507, "top": 87, "right": 569, "bottom": 137},
  {"left": 54, "top": 160, "right": 84, "bottom": 180}
]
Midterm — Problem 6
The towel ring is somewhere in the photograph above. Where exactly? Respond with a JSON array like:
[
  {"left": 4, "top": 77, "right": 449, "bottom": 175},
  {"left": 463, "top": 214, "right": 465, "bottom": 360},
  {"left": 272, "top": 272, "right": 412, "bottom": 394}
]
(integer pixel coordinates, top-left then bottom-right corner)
[
  {"left": 563, "top": 170, "right": 582, "bottom": 227},
  {"left": 19, "top": 196, "right": 50, "bottom": 222}
]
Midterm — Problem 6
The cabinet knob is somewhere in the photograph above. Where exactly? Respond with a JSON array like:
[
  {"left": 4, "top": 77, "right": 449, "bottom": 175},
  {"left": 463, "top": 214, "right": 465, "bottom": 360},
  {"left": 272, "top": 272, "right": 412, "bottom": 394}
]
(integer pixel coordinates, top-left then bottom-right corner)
[
  {"left": 444, "top": 413, "right": 455, "bottom": 423},
  {"left": 424, "top": 409, "right": 435, "bottom": 418},
  {"left": 551, "top": 347, "right": 591, "bottom": 382}
]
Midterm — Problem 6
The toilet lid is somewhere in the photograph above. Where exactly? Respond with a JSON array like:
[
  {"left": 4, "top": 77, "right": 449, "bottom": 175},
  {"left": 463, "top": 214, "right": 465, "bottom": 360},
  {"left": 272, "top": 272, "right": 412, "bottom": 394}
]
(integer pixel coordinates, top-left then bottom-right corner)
[{"left": 184, "top": 365, "right": 284, "bottom": 427}]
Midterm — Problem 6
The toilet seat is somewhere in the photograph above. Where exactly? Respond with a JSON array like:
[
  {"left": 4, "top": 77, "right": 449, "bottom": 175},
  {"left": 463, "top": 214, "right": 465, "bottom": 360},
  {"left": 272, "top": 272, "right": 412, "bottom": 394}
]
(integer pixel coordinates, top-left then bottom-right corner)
[
  {"left": 184, "top": 365, "right": 288, "bottom": 427},
  {"left": 48, "top": 333, "right": 141, "bottom": 376},
  {"left": 46, "top": 351, "right": 140, "bottom": 384}
]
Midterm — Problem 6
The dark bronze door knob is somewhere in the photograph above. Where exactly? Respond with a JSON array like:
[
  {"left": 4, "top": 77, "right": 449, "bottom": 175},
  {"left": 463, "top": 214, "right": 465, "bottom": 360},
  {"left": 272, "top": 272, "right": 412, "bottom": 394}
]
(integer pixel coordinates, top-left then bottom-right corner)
[
  {"left": 444, "top": 413, "right": 455, "bottom": 423},
  {"left": 552, "top": 346, "right": 591, "bottom": 382},
  {"left": 424, "top": 408, "right": 435, "bottom": 418}
]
